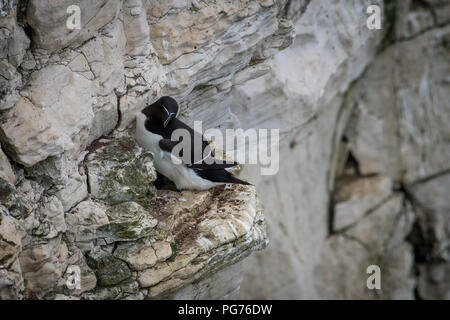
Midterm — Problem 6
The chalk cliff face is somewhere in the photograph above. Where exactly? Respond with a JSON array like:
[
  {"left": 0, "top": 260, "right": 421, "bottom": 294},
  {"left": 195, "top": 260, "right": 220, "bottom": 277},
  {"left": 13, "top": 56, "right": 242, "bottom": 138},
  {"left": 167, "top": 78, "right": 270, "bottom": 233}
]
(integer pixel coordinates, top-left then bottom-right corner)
[
  {"left": 238, "top": 0, "right": 450, "bottom": 299},
  {"left": 0, "top": 0, "right": 449, "bottom": 300}
]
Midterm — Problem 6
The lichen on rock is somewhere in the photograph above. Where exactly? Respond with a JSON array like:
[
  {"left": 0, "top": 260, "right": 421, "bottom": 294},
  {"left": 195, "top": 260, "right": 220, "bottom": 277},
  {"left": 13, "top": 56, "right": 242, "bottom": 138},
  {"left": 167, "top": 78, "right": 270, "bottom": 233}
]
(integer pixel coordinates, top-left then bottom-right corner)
[
  {"left": 0, "top": 178, "right": 31, "bottom": 219},
  {"left": 98, "top": 201, "right": 158, "bottom": 242},
  {"left": 85, "top": 134, "right": 157, "bottom": 206},
  {"left": 62, "top": 183, "right": 266, "bottom": 299},
  {"left": 140, "top": 185, "right": 268, "bottom": 299}
]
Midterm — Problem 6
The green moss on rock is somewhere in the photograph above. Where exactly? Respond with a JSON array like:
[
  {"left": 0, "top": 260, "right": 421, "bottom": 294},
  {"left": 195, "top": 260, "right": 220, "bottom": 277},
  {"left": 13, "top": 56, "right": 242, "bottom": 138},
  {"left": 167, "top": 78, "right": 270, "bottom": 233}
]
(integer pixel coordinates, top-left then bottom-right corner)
[
  {"left": 87, "top": 247, "right": 132, "bottom": 287},
  {"left": 98, "top": 201, "right": 158, "bottom": 241},
  {"left": 85, "top": 135, "right": 157, "bottom": 207}
]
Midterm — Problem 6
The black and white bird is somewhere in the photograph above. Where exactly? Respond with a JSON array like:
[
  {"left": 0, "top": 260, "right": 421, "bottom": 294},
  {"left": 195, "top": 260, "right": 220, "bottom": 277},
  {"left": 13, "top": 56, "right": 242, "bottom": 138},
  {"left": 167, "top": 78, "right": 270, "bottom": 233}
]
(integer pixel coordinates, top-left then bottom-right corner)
[{"left": 135, "top": 96, "right": 251, "bottom": 190}]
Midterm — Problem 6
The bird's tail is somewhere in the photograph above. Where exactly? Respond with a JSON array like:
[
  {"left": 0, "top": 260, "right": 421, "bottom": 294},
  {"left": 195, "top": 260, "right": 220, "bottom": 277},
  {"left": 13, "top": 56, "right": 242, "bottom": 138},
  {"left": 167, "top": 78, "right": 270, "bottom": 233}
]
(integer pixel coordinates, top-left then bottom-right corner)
[
  {"left": 223, "top": 171, "right": 252, "bottom": 186},
  {"left": 196, "top": 169, "right": 252, "bottom": 186}
]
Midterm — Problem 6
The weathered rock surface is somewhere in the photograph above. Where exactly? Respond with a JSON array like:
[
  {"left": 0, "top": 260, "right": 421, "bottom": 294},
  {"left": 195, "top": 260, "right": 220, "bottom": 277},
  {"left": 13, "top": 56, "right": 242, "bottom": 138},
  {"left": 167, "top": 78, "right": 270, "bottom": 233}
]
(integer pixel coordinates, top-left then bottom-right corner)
[
  {"left": 0, "top": 147, "right": 14, "bottom": 183},
  {"left": 161, "top": 260, "right": 246, "bottom": 300},
  {"left": 140, "top": 185, "right": 267, "bottom": 299},
  {"left": 316, "top": 192, "right": 416, "bottom": 299},
  {"left": 238, "top": 0, "right": 450, "bottom": 300},
  {"left": 0, "top": 0, "right": 29, "bottom": 111},
  {"left": 408, "top": 172, "right": 450, "bottom": 299},
  {"left": 0, "top": 179, "right": 31, "bottom": 219},
  {"left": 25, "top": 152, "right": 89, "bottom": 211},
  {"left": 408, "top": 173, "right": 450, "bottom": 262},
  {"left": 333, "top": 176, "right": 393, "bottom": 231},
  {"left": 19, "top": 235, "right": 68, "bottom": 296},
  {"left": 27, "top": 0, "right": 121, "bottom": 52},
  {"left": 63, "top": 184, "right": 266, "bottom": 299},
  {"left": 1, "top": 0, "right": 450, "bottom": 300},
  {"left": 238, "top": 0, "right": 386, "bottom": 299},
  {"left": 1, "top": 125, "right": 266, "bottom": 300},
  {"left": 0, "top": 212, "right": 25, "bottom": 299},
  {"left": 146, "top": 0, "right": 294, "bottom": 99},
  {"left": 345, "top": 25, "right": 450, "bottom": 184},
  {"left": 0, "top": 65, "right": 95, "bottom": 166},
  {"left": 418, "top": 262, "right": 450, "bottom": 300},
  {"left": 85, "top": 135, "right": 156, "bottom": 205}
]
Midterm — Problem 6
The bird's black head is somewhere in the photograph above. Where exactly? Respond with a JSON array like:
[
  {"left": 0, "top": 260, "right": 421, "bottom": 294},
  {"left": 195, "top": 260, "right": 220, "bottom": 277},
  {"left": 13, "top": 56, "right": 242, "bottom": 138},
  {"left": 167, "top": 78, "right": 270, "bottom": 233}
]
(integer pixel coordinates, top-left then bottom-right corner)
[{"left": 142, "top": 96, "right": 179, "bottom": 127}]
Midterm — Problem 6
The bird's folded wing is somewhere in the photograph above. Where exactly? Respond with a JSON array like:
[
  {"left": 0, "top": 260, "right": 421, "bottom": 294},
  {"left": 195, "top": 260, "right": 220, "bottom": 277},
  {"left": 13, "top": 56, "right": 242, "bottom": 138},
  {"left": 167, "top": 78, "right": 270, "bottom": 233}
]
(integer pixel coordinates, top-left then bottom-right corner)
[{"left": 158, "top": 138, "right": 239, "bottom": 169}]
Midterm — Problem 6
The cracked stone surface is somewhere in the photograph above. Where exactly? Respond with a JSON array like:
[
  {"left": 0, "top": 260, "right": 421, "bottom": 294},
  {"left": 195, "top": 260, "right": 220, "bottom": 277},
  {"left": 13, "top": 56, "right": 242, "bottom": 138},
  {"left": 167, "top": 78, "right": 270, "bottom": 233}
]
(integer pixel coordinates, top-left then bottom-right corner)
[
  {"left": 238, "top": 0, "right": 450, "bottom": 300},
  {"left": 1, "top": 0, "right": 450, "bottom": 300},
  {"left": 141, "top": 185, "right": 267, "bottom": 299},
  {"left": 1, "top": 131, "right": 267, "bottom": 299},
  {"left": 85, "top": 135, "right": 157, "bottom": 206},
  {"left": 62, "top": 183, "right": 266, "bottom": 299}
]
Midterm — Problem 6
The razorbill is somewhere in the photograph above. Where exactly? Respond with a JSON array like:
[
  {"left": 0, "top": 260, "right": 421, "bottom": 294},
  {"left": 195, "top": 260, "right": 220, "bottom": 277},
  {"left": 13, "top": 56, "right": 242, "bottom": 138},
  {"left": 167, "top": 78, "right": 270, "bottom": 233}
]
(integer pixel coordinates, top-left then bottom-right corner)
[{"left": 135, "top": 96, "right": 251, "bottom": 190}]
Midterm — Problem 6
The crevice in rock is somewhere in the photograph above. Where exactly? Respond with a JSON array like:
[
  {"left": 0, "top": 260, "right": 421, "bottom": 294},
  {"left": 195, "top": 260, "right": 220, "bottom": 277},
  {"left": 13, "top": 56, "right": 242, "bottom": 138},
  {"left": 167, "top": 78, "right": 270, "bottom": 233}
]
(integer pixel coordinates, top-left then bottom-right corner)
[
  {"left": 282, "top": 0, "right": 292, "bottom": 17},
  {"left": 378, "top": 0, "right": 398, "bottom": 52},
  {"left": 399, "top": 179, "right": 446, "bottom": 300},
  {"left": 114, "top": 93, "right": 121, "bottom": 130},
  {"left": 331, "top": 193, "right": 396, "bottom": 236},
  {"left": 328, "top": 145, "right": 380, "bottom": 236},
  {"left": 343, "top": 151, "right": 362, "bottom": 177},
  {"left": 326, "top": 97, "right": 355, "bottom": 236},
  {"left": 327, "top": 191, "right": 335, "bottom": 236},
  {"left": 83, "top": 135, "right": 114, "bottom": 195},
  {"left": 404, "top": 211, "right": 425, "bottom": 299},
  {"left": 414, "top": 286, "right": 423, "bottom": 300},
  {"left": 406, "top": 218, "right": 430, "bottom": 264},
  {"left": 341, "top": 233, "right": 372, "bottom": 252},
  {"left": 408, "top": 168, "right": 450, "bottom": 186},
  {"left": 399, "top": 182, "right": 439, "bottom": 259},
  {"left": 23, "top": 25, "right": 33, "bottom": 44},
  {"left": 0, "top": 141, "right": 13, "bottom": 169},
  {"left": 282, "top": 0, "right": 311, "bottom": 21},
  {"left": 16, "top": 0, "right": 29, "bottom": 27}
]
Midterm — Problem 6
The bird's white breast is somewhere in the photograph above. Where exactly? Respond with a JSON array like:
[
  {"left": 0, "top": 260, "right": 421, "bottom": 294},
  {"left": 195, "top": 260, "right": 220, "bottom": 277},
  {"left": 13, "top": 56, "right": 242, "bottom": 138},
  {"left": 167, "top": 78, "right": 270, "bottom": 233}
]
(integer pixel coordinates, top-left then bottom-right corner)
[{"left": 135, "top": 113, "right": 161, "bottom": 153}]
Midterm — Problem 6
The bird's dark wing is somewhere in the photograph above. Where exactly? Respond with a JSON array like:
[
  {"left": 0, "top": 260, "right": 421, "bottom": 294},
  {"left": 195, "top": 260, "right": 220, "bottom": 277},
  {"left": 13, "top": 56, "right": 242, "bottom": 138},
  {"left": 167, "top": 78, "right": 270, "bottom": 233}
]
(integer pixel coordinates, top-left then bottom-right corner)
[
  {"left": 158, "top": 137, "right": 251, "bottom": 185},
  {"left": 194, "top": 168, "right": 252, "bottom": 185},
  {"left": 157, "top": 118, "right": 240, "bottom": 169}
]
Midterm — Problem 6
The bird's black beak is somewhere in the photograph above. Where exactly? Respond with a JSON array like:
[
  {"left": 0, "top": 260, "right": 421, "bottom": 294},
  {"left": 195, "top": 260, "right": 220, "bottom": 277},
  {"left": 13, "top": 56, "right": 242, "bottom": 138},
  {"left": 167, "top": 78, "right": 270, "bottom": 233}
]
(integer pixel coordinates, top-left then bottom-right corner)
[{"left": 163, "top": 113, "right": 176, "bottom": 127}]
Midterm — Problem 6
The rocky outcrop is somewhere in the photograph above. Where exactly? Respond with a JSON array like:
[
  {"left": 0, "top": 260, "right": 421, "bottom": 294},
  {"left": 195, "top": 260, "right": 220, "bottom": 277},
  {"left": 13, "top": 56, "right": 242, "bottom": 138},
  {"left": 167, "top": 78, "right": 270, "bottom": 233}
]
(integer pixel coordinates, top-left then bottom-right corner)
[
  {"left": 64, "top": 182, "right": 266, "bottom": 300},
  {"left": 27, "top": 0, "right": 121, "bottom": 52},
  {"left": 0, "top": 148, "right": 14, "bottom": 183},
  {"left": 0, "top": 134, "right": 267, "bottom": 299},
  {"left": 1, "top": 65, "right": 95, "bottom": 166}
]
